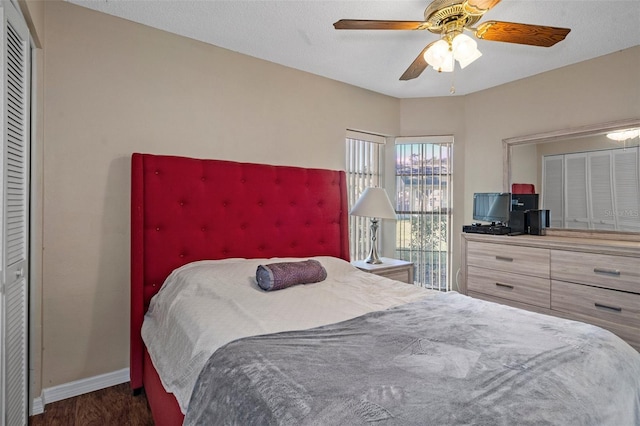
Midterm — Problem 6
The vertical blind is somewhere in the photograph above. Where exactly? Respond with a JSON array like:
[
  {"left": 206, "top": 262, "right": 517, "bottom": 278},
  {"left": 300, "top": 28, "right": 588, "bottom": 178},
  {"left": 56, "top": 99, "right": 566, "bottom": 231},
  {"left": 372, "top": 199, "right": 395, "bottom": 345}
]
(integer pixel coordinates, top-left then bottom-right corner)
[
  {"left": 395, "top": 138, "right": 453, "bottom": 291},
  {"left": 345, "top": 131, "right": 385, "bottom": 261}
]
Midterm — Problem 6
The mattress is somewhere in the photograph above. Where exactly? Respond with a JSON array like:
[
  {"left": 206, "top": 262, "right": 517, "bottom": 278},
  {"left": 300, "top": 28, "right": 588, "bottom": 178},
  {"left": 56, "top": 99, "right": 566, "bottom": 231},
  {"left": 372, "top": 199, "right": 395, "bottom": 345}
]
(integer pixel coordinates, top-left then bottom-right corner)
[{"left": 141, "top": 256, "right": 436, "bottom": 412}]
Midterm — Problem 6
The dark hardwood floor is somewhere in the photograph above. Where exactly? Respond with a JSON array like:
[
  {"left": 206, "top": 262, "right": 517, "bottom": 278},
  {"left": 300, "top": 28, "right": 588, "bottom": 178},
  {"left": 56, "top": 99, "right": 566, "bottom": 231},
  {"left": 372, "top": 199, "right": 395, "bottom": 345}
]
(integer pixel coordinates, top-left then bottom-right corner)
[{"left": 29, "top": 383, "right": 154, "bottom": 426}]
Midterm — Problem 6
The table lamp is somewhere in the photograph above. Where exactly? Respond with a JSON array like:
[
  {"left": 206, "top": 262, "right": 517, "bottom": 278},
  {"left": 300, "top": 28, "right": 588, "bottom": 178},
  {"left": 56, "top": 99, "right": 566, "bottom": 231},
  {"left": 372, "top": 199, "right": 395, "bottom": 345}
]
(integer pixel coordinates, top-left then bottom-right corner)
[{"left": 350, "top": 187, "right": 397, "bottom": 264}]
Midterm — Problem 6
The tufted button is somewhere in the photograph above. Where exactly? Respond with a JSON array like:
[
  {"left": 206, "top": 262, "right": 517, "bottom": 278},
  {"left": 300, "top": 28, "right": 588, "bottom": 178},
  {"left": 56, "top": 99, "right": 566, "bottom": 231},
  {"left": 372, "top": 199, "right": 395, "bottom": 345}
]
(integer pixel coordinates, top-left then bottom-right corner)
[
  {"left": 223, "top": 201, "right": 229, "bottom": 207},
  {"left": 240, "top": 223, "right": 247, "bottom": 230},
  {"left": 241, "top": 178, "right": 246, "bottom": 184},
  {"left": 179, "top": 253, "right": 185, "bottom": 258},
  {"left": 258, "top": 201, "right": 264, "bottom": 207},
  {"left": 201, "top": 176, "right": 206, "bottom": 181},
  {"left": 152, "top": 283, "right": 157, "bottom": 287},
  {"left": 201, "top": 226, "right": 207, "bottom": 232},
  {"left": 156, "top": 226, "right": 161, "bottom": 231},
  {"left": 317, "top": 200, "right": 324, "bottom": 207},
  {"left": 222, "top": 249, "right": 229, "bottom": 255},
  {"left": 154, "top": 170, "right": 160, "bottom": 175},
  {"left": 179, "top": 201, "right": 185, "bottom": 206}
]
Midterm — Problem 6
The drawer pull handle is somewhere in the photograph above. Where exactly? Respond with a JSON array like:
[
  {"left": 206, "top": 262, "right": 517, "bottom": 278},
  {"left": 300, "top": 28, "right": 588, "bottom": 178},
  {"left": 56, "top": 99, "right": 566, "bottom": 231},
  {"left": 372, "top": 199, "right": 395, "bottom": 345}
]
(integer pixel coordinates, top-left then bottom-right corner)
[
  {"left": 495, "top": 282, "right": 514, "bottom": 290},
  {"left": 593, "top": 268, "right": 621, "bottom": 276},
  {"left": 495, "top": 256, "right": 514, "bottom": 262},
  {"left": 594, "top": 303, "right": 622, "bottom": 313}
]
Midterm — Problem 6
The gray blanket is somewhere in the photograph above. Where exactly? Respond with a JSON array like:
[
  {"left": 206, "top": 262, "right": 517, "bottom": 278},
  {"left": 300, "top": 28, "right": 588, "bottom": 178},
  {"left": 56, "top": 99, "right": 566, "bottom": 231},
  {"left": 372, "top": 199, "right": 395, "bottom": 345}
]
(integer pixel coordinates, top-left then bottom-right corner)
[{"left": 185, "top": 292, "right": 640, "bottom": 425}]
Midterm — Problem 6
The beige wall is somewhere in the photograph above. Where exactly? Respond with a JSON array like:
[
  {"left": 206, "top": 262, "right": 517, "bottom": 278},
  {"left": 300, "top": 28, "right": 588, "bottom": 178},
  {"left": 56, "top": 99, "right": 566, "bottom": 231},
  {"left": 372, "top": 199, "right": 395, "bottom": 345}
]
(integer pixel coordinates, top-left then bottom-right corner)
[
  {"left": 38, "top": 1, "right": 399, "bottom": 393},
  {"left": 29, "top": 0, "right": 640, "bottom": 403},
  {"left": 19, "top": 0, "right": 43, "bottom": 47}
]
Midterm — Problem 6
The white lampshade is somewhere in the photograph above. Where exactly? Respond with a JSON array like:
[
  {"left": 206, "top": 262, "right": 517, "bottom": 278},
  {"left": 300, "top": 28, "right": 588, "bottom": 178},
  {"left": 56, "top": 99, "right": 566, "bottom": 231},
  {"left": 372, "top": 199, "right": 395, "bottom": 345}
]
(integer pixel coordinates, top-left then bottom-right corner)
[
  {"left": 350, "top": 187, "right": 397, "bottom": 220},
  {"left": 424, "top": 39, "right": 452, "bottom": 72},
  {"left": 453, "top": 34, "right": 482, "bottom": 69}
]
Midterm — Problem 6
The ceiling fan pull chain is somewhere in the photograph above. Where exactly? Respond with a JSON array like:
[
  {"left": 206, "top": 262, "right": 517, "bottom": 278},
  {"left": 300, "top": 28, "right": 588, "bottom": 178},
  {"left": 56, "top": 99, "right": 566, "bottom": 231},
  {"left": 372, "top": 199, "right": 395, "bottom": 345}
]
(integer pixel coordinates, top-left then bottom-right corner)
[{"left": 450, "top": 56, "right": 456, "bottom": 94}]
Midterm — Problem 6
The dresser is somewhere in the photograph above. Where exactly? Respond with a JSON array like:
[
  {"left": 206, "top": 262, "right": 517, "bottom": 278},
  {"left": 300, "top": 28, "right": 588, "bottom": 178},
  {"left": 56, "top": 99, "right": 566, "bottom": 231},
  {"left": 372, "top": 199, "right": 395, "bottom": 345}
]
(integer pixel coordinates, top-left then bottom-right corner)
[
  {"left": 352, "top": 258, "right": 414, "bottom": 284},
  {"left": 461, "top": 233, "right": 640, "bottom": 352}
]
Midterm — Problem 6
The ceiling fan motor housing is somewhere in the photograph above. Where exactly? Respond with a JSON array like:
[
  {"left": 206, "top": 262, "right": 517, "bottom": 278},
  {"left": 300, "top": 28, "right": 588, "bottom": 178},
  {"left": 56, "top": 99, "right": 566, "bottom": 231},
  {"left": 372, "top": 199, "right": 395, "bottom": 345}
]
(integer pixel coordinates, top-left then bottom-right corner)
[{"left": 424, "top": 0, "right": 483, "bottom": 34}]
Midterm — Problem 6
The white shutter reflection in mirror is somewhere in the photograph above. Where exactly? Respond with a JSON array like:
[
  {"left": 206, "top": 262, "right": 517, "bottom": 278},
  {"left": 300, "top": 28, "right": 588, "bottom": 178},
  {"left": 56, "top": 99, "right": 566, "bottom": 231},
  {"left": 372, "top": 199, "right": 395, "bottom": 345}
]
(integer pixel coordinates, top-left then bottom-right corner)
[
  {"left": 564, "top": 153, "right": 589, "bottom": 229},
  {"left": 613, "top": 147, "right": 640, "bottom": 232},
  {"left": 588, "top": 151, "right": 616, "bottom": 230},
  {"left": 542, "top": 155, "right": 563, "bottom": 228},
  {"left": 543, "top": 146, "right": 640, "bottom": 232}
]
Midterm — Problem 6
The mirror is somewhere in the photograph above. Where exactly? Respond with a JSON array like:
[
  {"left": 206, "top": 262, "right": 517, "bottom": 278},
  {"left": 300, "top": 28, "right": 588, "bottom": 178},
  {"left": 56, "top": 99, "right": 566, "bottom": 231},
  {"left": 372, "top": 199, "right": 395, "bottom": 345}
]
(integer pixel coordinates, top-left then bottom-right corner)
[{"left": 503, "top": 118, "right": 640, "bottom": 233}]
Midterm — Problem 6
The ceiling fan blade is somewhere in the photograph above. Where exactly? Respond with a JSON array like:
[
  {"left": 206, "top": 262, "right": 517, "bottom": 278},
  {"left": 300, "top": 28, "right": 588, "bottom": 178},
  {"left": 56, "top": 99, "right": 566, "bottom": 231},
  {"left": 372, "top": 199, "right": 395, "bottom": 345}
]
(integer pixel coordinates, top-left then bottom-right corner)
[
  {"left": 400, "top": 41, "right": 437, "bottom": 81},
  {"left": 463, "top": 0, "right": 501, "bottom": 15},
  {"left": 475, "top": 21, "right": 571, "bottom": 47},
  {"left": 333, "top": 20, "right": 430, "bottom": 30}
]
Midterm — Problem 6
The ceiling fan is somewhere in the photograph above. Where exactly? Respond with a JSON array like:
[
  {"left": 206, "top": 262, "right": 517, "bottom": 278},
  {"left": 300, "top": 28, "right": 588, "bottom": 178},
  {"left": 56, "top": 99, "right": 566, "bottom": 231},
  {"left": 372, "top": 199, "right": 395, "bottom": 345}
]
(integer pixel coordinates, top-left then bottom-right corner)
[{"left": 334, "top": 0, "right": 571, "bottom": 81}]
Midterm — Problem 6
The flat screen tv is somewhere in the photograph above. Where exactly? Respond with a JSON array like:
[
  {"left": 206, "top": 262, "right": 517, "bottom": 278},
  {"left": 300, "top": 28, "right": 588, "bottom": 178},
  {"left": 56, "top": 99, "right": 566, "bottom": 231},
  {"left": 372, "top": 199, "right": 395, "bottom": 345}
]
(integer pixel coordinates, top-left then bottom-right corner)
[{"left": 473, "top": 192, "right": 511, "bottom": 224}]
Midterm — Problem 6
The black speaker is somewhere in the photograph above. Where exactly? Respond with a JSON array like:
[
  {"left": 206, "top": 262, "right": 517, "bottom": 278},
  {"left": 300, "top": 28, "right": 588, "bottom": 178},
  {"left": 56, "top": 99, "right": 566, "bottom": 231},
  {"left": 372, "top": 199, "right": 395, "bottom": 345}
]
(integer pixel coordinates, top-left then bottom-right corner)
[
  {"left": 509, "top": 210, "right": 526, "bottom": 234},
  {"left": 528, "top": 209, "right": 550, "bottom": 235}
]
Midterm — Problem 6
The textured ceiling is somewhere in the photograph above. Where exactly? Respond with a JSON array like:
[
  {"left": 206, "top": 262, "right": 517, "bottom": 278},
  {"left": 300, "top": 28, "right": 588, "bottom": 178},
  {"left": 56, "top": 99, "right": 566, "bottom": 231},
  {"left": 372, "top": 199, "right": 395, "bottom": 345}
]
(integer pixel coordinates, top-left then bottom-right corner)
[{"left": 66, "top": 0, "right": 640, "bottom": 98}]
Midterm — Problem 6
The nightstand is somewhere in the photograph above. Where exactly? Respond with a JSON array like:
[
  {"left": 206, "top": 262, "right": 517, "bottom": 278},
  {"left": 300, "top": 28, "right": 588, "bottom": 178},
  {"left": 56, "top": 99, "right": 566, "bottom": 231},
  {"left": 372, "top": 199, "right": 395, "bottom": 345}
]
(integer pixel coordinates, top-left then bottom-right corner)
[{"left": 352, "top": 258, "right": 414, "bottom": 284}]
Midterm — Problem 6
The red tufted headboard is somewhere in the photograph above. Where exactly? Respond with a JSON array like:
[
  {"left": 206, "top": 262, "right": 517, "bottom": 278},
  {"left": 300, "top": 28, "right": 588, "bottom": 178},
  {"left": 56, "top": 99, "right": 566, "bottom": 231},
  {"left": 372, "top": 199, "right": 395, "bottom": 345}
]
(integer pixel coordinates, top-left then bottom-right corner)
[{"left": 130, "top": 153, "right": 350, "bottom": 389}]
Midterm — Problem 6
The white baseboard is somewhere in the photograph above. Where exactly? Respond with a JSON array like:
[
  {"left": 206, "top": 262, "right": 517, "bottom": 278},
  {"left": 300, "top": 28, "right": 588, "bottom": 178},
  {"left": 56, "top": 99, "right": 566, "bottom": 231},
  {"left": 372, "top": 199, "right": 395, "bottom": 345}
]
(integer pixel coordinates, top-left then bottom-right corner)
[
  {"left": 31, "top": 368, "right": 129, "bottom": 415},
  {"left": 31, "top": 396, "right": 44, "bottom": 415}
]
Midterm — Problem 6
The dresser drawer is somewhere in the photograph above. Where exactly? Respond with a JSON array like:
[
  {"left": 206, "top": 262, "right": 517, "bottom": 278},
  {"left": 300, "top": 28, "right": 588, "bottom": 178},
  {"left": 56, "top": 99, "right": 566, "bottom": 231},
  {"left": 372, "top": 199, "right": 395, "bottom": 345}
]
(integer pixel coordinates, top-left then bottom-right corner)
[
  {"left": 467, "top": 241, "right": 550, "bottom": 278},
  {"left": 468, "top": 265, "right": 550, "bottom": 308},
  {"left": 551, "top": 250, "right": 640, "bottom": 293},
  {"left": 551, "top": 280, "right": 640, "bottom": 330}
]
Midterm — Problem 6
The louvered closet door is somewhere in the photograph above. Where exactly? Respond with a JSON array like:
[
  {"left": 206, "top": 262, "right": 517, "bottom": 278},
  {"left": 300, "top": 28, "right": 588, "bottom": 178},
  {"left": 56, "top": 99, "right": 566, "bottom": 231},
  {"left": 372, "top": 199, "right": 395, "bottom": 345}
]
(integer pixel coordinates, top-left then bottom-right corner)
[{"left": 0, "top": 2, "right": 30, "bottom": 425}]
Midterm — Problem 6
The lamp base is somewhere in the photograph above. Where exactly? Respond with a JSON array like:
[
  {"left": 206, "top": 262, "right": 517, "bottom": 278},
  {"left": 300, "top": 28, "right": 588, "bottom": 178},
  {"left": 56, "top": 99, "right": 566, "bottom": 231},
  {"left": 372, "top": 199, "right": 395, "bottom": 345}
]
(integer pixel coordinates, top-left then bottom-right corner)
[
  {"left": 364, "top": 251, "right": 382, "bottom": 265},
  {"left": 365, "top": 218, "right": 383, "bottom": 264}
]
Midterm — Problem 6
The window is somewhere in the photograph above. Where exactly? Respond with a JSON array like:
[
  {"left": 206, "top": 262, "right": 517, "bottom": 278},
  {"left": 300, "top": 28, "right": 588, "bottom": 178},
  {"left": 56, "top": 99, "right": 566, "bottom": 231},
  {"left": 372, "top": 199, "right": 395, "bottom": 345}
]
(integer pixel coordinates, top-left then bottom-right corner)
[
  {"left": 345, "top": 131, "right": 385, "bottom": 261},
  {"left": 395, "top": 137, "right": 453, "bottom": 291}
]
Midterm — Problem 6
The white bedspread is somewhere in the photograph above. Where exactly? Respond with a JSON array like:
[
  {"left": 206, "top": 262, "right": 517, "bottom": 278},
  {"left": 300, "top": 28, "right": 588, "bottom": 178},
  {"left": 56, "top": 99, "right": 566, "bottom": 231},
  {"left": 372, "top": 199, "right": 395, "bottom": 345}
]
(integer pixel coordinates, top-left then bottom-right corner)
[{"left": 141, "top": 256, "right": 436, "bottom": 413}]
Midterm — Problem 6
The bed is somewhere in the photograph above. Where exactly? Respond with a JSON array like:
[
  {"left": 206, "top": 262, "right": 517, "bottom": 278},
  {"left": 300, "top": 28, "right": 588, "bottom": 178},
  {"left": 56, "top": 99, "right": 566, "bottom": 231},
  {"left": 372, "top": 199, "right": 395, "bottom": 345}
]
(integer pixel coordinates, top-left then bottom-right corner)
[{"left": 131, "top": 153, "right": 640, "bottom": 425}]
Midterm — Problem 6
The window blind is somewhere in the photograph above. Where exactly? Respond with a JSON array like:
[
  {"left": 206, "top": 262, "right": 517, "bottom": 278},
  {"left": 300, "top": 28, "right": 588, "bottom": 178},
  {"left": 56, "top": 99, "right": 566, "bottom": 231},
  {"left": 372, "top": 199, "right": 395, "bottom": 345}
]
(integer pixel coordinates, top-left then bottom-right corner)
[
  {"left": 345, "top": 131, "right": 385, "bottom": 261},
  {"left": 395, "top": 137, "right": 453, "bottom": 291}
]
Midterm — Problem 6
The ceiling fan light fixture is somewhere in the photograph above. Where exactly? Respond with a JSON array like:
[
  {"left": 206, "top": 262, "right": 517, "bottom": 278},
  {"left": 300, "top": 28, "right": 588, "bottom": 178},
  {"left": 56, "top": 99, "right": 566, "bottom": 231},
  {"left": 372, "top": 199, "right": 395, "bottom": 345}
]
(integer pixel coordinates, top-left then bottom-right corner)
[
  {"left": 423, "top": 39, "right": 450, "bottom": 69},
  {"left": 606, "top": 129, "right": 640, "bottom": 142},
  {"left": 452, "top": 33, "right": 482, "bottom": 68},
  {"left": 436, "top": 51, "right": 455, "bottom": 72},
  {"left": 424, "top": 33, "right": 482, "bottom": 72}
]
